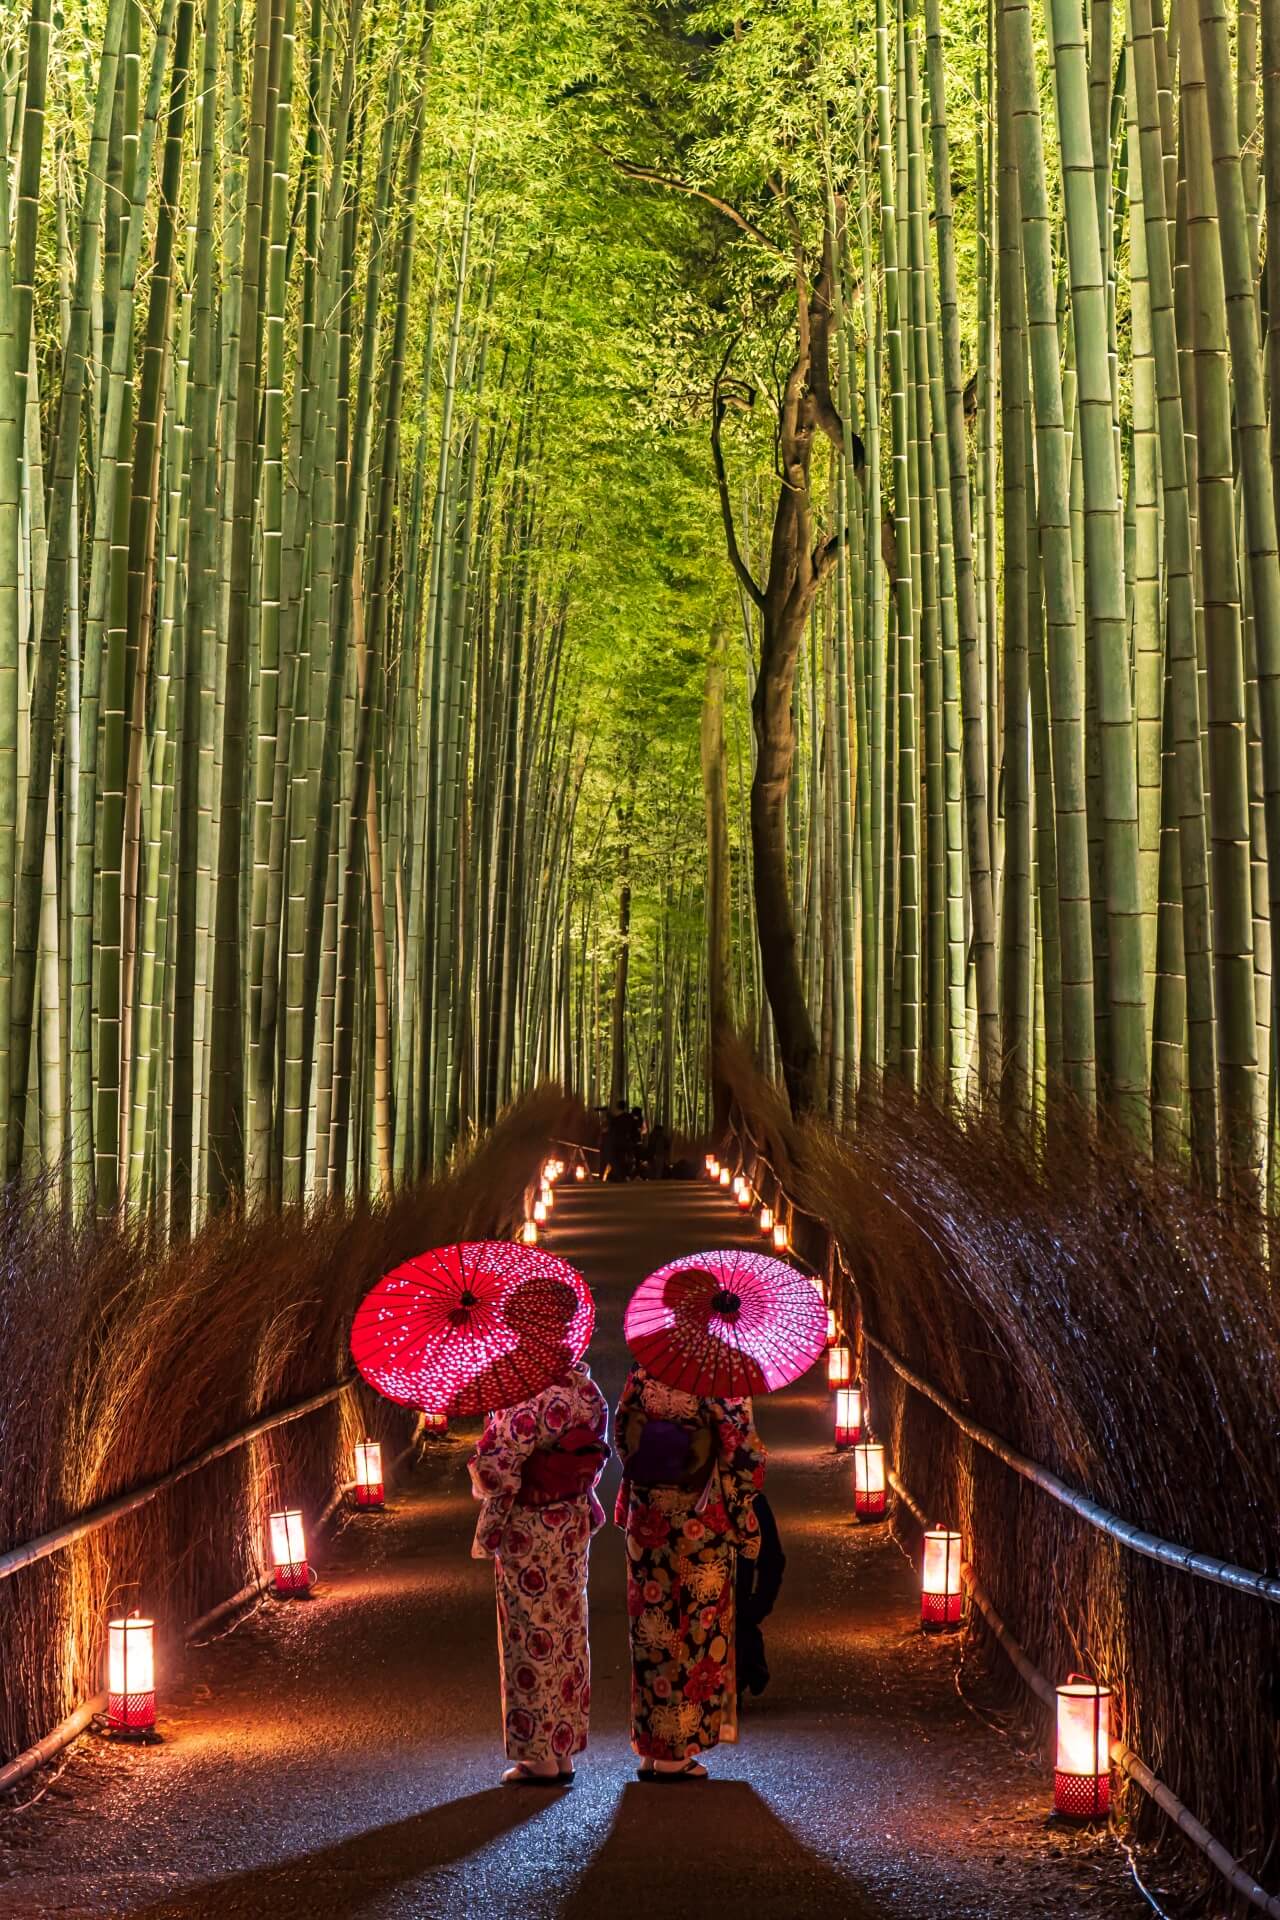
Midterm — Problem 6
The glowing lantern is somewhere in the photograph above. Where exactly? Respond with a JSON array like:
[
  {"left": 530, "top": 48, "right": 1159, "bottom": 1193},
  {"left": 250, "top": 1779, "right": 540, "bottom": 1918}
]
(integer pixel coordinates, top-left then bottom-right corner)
[
  {"left": 707, "top": 1157, "right": 720, "bottom": 1180},
  {"left": 853, "top": 1441, "right": 887, "bottom": 1520},
  {"left": 543, "top": 1159, "right": 558, "bottom": 1184},
  {"left": 827, "top": 1343, "right": 852, "bottom": 1389},
  {"left": 736, "top": 1185, "right": 752, "bottom": 1211},
  {"left": 575, "top": 1163, "right": 586, "bottom": 1182},
  {"left": 834, "top": 1386, "right": 863, "bottom": 1447},
  {"left": 1054, "top": 1677, "right": 1112, "bottom": 1818},
  {"left": 353, "top": 1440, "right": 384, "bottom": 1507},
  {"left": 772, "top": 1220, "right": 789, "bottom": 1252},
  {"left": 422, "top": 1410, "right": 449, "bottom": 1433},
  {"left": 921, "top": 1527, "right": 963, "bottom": 1630},
  {"left": 533, "top": 1196, "right": 548, "bottom": 1225},
  {"left": 107, "top": 1614, "right": 156, "bottom": 1734},
  {"left": 269, "top": 1509, "right": 310, "bottom": 1594},
  {"left": 539, "top": 1183, "right": 554, "bottom": 1211},
  {"left": 554, "top": 1159, "right": 565, "bottom": 1176},
  {"left": 759, "top": 1205, "right": 774, "bottom": 1235},
  {"left": 518, "top": 1218, "right": 538, "bottom": 1245},
  {"left": 826, "top": 1307, "right": 838, "bottom": 1347},
  {"left": 719, "top": 1167, "right": 732, "bottom": 1189},
  {"left": 732, "top": 1174, "right": 745, "bottom": 1195}
]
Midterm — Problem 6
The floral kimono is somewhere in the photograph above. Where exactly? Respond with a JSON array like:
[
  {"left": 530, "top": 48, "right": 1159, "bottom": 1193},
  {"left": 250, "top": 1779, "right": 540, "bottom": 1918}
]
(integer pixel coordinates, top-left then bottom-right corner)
[
  {"left": 469, "top": 1362, "right": 609, "bottom": 1763},
  {"left": 614, "top": 1364, "right": 765, "bottom": 1762}
]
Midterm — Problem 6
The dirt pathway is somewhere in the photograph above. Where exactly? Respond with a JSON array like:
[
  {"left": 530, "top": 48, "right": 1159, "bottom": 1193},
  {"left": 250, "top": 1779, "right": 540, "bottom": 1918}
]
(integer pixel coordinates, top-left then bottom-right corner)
[{"left": 0, "top": 1182, "right": 1169, "bottom": 1918}]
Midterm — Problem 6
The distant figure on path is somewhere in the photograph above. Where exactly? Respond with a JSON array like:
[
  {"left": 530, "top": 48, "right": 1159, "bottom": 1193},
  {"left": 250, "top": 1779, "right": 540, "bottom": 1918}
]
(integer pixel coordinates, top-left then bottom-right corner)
[
  {"left": 736, "top": 1487, "right": 785, "bottom": 1698},
  {"left": 646, "top": 1120, "right": 670, "bottom": 1179},
  {"left": 613, "top": 1361, "right": 765, "bottom": 1780},
  {"left": 601, "top": 1100, "right": 635, "bottom": 1180},
  {"left": 470, "top": 1358, "right": 610, "bottom": 1784}
]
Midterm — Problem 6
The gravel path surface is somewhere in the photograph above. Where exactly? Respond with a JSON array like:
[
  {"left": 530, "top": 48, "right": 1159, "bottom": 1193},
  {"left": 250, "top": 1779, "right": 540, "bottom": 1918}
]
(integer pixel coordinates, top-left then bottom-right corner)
[{"left": 0, "top": 1181, "right": 1177, "bottom": 1918}]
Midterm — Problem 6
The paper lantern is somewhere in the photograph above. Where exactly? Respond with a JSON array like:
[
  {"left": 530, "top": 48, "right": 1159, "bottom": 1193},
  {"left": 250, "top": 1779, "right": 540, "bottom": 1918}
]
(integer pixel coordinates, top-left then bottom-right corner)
[
  {"left": 518, "top": 1218, "right": 538, "bottom": 1245},
  {"left": 719, "top": 1166, "right": 732, "bottom": 1188},
  {"left": 732, "top": 1173, "right": 745, "bottom": 1195},
  {"left": 421, "top": 1410, "right": 449, "bottom": 1434},
  {"left": 827, "top": 1343, "right": 852, "bottom": 1389},
  {"left": 921, "top": 1527, "right": 963, "bottom": 1629},
  {"left": 269, "top": 1509, "right": 310, "bottom": 1595},
  {"left": 736, "top": 1185, "right": 752, "bottom": 1211},
  {"left": 853, "top": 1441, "right": 887, "bottom": 1520},
  {"left": 532, "top": 1196, "right": 548, "bottom": 1225},
  {"left": 1054, "top": 1676, "right": 1112, "bottom": 1818},
  {"left": 759, "top": 1205, "right": 774, "bottom": 1235},
  {"left": 353, "top": 1440, "right": 384, "bottom": 1507},
  {"left": 826, "top": 1307, "right": 838, "bottom": 1347},
  {"left": 543, "top": 1160, "right": 558, "bottom": 1184},
  {"left": 107, "top": 1614, "right": 156, "bottom": 1734},
  {"left": 575, "top": 1163, "right": 586, "bottom": 1182},
  {"left": 772, "top": 1220, "right": 789, "bottom": 1252},
  {"left": 539, "top": 1183, "right": 554, "bottom": 1211},
  {"left": 554, "top": 1159, "right": 565, "bottom": 1176},
  {"left": 834, "top": 1385, "right": 863, "bottom": 1447}
]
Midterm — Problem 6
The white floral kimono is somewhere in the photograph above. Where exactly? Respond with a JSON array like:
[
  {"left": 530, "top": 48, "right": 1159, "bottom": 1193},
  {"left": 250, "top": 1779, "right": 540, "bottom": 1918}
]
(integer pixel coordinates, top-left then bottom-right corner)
[{"left": 469, "top": 1362, "right": 608, "bottom": 1762}]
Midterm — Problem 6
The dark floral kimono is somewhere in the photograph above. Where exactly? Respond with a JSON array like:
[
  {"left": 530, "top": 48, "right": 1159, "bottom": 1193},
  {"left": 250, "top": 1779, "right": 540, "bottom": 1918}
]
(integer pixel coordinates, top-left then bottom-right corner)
[{"left": 614, "top": 1363, "right": 765, "bottom": 1761}]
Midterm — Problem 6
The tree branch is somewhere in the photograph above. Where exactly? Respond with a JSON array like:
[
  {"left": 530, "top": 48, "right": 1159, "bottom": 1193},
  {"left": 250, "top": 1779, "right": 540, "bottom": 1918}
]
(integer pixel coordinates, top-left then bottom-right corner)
[
  {"left": 711, "top": 358, "right": 766, "bottom": 612},
  {"left": 603, "top": 151, "right": 791, "bottom": 260}
]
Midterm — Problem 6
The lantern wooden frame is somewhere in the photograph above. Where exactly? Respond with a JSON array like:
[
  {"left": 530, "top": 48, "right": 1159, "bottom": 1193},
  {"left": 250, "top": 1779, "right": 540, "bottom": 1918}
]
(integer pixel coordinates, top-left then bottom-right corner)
[
  {"left": 107, "top": 1614, "right": 158, "bottom": 1738},
  {"left": 921, "top": 1527, "right": 964, "bottom": 1630},
  {"left": 353, "top": 1440, "right": 385, "bottom": 1508},
  {"left": 1054, "top": 1676, "right": 1112, "bottom": 1819},
  {"left": 269, "top": 1508, "right": 311, "bottom": 1596},
  {"left": 834, "top": 1385, "right": 863, "bottom": 1448},
  {"left": 853, "top": 1441, "right": 887, "bottom": 1520}
]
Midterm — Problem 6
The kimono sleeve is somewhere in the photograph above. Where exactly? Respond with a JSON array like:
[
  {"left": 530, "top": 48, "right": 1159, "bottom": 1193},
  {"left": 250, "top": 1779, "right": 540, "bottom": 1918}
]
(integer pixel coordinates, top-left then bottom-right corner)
[
  {"left": 467, "top": 1398, "right": 541, "bottom": 1559},
  {"left": 712, "top": 1397, "right": 767, "bottom": 1561},
  {"left": 612, "top": 1366, "right": 646, "bottom": 1470}
]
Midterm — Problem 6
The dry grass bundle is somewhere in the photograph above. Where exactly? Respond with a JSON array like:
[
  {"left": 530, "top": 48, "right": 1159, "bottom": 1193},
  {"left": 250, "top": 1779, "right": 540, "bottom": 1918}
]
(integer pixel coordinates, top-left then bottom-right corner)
[
  {"left": 719, "top": 1040, "right": 1280, "bottom": 1898},
  {"left": 0, "top": 1086, "right": 576, "bottom": 1763}
]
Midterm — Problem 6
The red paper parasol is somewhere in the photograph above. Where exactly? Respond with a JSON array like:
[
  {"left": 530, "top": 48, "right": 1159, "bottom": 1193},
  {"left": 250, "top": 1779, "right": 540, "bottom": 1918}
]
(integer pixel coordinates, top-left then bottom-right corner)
[
  {"left": 350, "top": 1241, "right": 594, "bottom": 1419},
  {"left": 624, "top": 1247, "right": 828, "bottom": 1399}
]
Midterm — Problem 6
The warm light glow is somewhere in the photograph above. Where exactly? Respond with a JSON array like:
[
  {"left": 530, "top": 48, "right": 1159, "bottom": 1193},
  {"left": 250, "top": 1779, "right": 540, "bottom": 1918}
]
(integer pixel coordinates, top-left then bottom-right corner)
[
  {"left": 554, "top": 1159, "right": 565, "bottom": 1176},
  {"left": 826, "top": 1307, "right": 838, "bottom": 1347},
  {"left": 269, "top": 1508, "right": 309, "bottom": 1593},
  {"left": 834, "top": 1385, "right": 863, "bottom": 1447},
  {"left": 719, "top": 1167, "right": 732, "bottom": 1188},
  {"left": 518, "top": 1218, "right": 538, "bottom": 1245},
  {"left": 759, "top": 1205, "right": 774, "bottom": 1235},
  {"left": 354, "top": 1440, "right": 384, "bottom": 1507},
  {"left": 853, "top": 1441, "right": 887, "bottom": 1518},
  {"left": 732, "top": 1173, "right": 745, "bottom": 1195},
  {"left": 1055, "top": 1678, "right": 1112, "bottom": 1817},
  {"left": 539, "top": 1183, "right": 554, "bottom": 1210},
  {"left": 736, "top": 1185, "right": 752, "bottom": 1210},
  {"left": 827, "top": 1343, "right": 852, "bottom": 1389},
  {"left": 708, "top": 1157, "right": 720, "bottom": 1179},
  {"left": 107, "top": 1615, "right": 156, "bottom": 1731},
  {"left": 421, "top": 1410, "right": 449, "bottom": 1433},
  {"left": 772, "top": 1220, "right": 789, "bottom": 1251},
  {"left": 543, "top": 1160, "right": 558, "bottom": 1183},
  {"left": 533, "top": 1197, "right": 548, "bottom": 1225},
  {"left": 921, "top": 1527, "right": 963, "bottom": 1628},
  {"left": 575, "top": 1163, "right": 586, "bottom": 1181}
]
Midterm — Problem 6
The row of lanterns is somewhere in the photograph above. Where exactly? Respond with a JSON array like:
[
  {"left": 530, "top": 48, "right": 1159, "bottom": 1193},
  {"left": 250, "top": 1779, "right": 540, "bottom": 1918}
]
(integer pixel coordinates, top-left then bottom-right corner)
[
  {"left": 106, "top": 1416, "right": 452, "bottom": 1738},
  {"left": 820, "top": 1326, "right": 1111, "bottom": 1819},
  {"left": 704, "top": 1154, "right": 789, "bottom": 1252},
  {"left": 520, "top": 1156, "right": 585, "bottom": 1244}
]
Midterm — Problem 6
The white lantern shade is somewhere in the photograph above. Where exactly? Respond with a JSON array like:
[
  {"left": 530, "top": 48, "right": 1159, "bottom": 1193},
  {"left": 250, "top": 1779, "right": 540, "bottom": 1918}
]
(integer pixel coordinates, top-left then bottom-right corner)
[
  {"left": 354, "top": 1440, "right": 384, "bottom": 1507},
  {"left": 107, "top": 1615, "right": 156, "bottom": 1730},
  {"left": 826, "top": 1307, "right": 838, "bottom": 1347},
  {"left": 921, "top": 1527, "right": 963, "bottom": 1628},
  {"left": 1054, "top": 1678, "right": 1112, "bottom": 1817},
  {"left": 269, "top": 1508, "right": 309, "bottom": 1593},
  {"left": 834, "top": 1385, "right": 863, "bottom": 1447},
  {"left": 736, "top": 1185, "right": 752, "bottom": 1210},
  {"left": 533, "top": 1197, "right": 548, "bottom": 1224},
  {"left": 719, "top": 1166, "right": 732, "bottom": 1188},
  {"left": 539, "top": 1183, "right": 554, "bottom": 1210},
  {"left": 827, "top": 1343, "right": 852, "bottom": 1388},
  {"left": 575, "top": 1164, "right": 586, "bottom": 1181},
  {"left": 772, "top": 1221, "right": 789, "bottom": 1251},
  {"left": 759, "top": 1205, "right": 774, "bottom": 1234}
]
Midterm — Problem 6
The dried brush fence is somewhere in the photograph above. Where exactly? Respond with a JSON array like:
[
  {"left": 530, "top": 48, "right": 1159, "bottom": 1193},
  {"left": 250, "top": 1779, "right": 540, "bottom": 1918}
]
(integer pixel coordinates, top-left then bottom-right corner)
[
  {"left": 0, "top": 1085, "right": 576, "bottom": 1769},
  {"left": 717, "top": 1041, "right": 1280, "bottom": 1912}
]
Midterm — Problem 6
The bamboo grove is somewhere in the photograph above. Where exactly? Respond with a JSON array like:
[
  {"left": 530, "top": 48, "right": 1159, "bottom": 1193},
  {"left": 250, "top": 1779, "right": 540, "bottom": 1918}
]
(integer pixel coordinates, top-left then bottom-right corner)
[{"left": 5, "top": 0, "right": 1280, "bottom": 1224}]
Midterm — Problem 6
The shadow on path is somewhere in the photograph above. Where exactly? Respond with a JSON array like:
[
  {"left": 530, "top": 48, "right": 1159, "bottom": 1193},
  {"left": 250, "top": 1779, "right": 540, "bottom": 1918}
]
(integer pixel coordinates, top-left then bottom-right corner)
[
  {"left": 126, "top": 1790, "right": 553, "bottom": 1919},
  {"left": 558, "top": 1781, "right": 884, "bottom": 1919}
]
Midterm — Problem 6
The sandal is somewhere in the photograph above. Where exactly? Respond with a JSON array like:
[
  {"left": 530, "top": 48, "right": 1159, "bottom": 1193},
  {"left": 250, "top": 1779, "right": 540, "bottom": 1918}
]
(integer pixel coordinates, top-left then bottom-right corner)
[
  {"left": 637, "top": 1758, "right": 708, "bottom": 1783},
  {"left": 502, "top": 1762, "right": 568, "bottom": 1787}
]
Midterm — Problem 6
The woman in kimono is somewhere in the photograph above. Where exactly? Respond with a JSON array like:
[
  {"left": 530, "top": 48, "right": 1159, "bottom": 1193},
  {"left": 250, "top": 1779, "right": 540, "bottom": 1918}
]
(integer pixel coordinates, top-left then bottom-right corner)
[
  {"left": 614, "top": 1360, "right": 765, "bottom": 1779},
  {"left": 469, "top": 1355, "right": 609, "bottom": 1785}
]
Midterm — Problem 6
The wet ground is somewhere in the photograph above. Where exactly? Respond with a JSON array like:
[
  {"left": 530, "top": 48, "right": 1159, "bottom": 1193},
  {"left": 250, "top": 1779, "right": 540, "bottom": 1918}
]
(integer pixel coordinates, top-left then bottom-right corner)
[{"left": 0, "top": 1181, "right": 1176, "bottom": 1917}]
